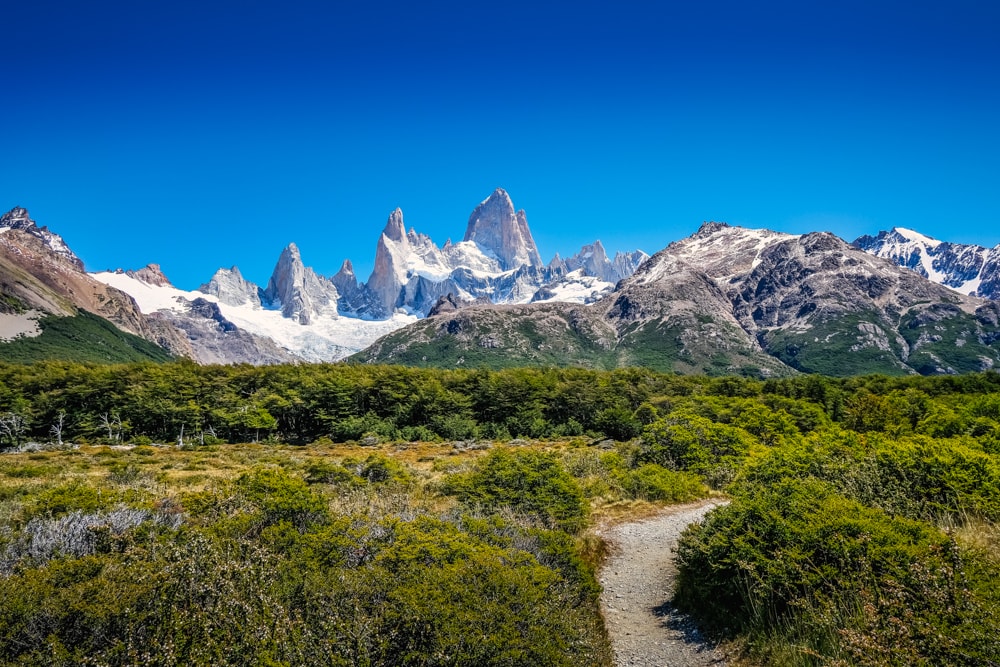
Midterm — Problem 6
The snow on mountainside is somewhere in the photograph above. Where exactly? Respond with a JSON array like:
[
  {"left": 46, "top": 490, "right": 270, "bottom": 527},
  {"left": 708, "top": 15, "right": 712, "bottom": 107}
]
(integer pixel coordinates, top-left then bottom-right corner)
[
  {"left": 8, "top": 190, "right": 648, "bottom": 364},
  {"left": 530, "top": 270, "right": 616, "bottom": 304},
  {"left": 361, "top": 221, "right": 1000, "bottom": 377},
  {"left": 854, "top": 228, "right": 1000, "bottom": 300},
  {"left": 93, "top": 270, "right": 417, "bottom": 362},
  {"left": 659, "top": 222, "right": 798, "bottom": 282},
  {"left": 362, "top": 188, "right": 644, "bottom": 318},
  {"left": 548, "top": 241, "right": 648, "bottom": 284}
]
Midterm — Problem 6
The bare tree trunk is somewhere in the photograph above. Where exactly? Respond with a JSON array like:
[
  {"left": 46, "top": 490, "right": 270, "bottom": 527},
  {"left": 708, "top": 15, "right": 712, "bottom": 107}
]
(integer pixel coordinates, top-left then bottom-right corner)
[{"left": 50, "top": 411, "right": 66, "bottom": 446}]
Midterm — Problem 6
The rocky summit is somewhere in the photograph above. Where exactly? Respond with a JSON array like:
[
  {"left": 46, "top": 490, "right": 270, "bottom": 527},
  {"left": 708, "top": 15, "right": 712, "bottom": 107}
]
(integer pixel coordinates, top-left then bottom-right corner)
[
  {"left": 263, "top": 243, "right": 340, "bottom": 325},
  {"left": 463, "top": 188, "right": 543, "bottom": 270},
  {"left": 201, "top": 266, "right": 264, "bottom": 308}
]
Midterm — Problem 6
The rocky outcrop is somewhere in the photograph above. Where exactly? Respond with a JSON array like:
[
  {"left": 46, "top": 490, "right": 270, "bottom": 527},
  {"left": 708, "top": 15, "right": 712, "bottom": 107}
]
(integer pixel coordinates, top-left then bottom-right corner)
[
  {"left": 549, "top": 241, "right": 649, "bottom": 284},
  {"left": 0, "top": 207, "right": 84, "bottom": 270},
  {"left": 127, "top": 264, "right": 172, "bottom": 287},
  {"left": 331, "top": 259, "right": 378, "bottom": 315},
  {"left": 611, "top": 249, "right": 649, "bottom": 282},
  {"left": 263, "top": 243, "right": 340, "bottom": 324},
  {"left": 200, "top": 266, "right": 264, "bottom": 308},
  {"left": 427, "top": 293, "right": 464, "bottom": 317}
]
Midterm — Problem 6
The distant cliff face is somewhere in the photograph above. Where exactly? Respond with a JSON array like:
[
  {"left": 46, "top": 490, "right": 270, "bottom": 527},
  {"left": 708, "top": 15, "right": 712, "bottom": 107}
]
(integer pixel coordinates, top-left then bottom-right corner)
[
  {"left": 360, "top": 189, "right": 640, "bottom": 318},
  {"left": 263, "top": 243, "right": 340, "bottom": 325},
  {"left": 201, "top": 266, "right": 264, "bottom": 308}
]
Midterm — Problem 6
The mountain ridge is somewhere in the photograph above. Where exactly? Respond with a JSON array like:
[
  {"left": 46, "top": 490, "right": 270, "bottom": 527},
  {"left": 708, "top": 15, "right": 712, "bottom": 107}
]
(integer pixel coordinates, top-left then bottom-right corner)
[
  {"left": 854, "top": 227, "right": 1000, "bottom": 300},
  {"left": 5, "top": 194, "right": 1000, "bottom": 375},
  {"left": 83, "top": 190, "right": 649, "bottom": 362},
  {"left": 357, "top": 222, "right": 1000, "bottom": 377}
]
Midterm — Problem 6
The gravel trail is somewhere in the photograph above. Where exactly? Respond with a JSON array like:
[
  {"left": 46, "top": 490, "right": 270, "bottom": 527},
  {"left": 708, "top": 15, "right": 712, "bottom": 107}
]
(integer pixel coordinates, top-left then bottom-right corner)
[{"left": 597, "top": 499, "right": 729, "bottom": 667}]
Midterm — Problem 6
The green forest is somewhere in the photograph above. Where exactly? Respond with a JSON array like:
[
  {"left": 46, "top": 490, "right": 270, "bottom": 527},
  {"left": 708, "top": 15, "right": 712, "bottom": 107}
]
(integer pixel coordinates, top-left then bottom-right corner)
[{"left": 2, "top": 361, "right": 1000, "bottom": 665}]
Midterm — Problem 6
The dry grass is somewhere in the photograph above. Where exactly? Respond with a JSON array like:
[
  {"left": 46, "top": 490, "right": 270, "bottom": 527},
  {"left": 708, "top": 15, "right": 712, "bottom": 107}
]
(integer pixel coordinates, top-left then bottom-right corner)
[
  {"left": 2, "top": 438, "right": 714, "bottom": 530},
  {"left": 954, "top": 518, "right": 1000, "bottom": 558}
]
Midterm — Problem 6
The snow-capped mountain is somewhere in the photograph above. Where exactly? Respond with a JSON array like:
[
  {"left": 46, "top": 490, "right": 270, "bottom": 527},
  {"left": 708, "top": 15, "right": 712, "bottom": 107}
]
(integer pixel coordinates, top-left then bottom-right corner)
[
  {"left": 463, "top": 188, "right": 543, "bottom": 270},
  {"left": 548, "top": 240, "right": 648, "bottom": 284},
  {"left": 83, "top": 188, "right": 647, "bottom": 363},
  {"left": 365, "top": 189, "right": 555, "bottom": 316},
  {"left": 360, "top": 221, "right": 1000, "bottom": 377},
  {"left": 96, "top": 267, "right": 417, "bottom": 363},
  {"left": 854, "top": 228, "right": 1000, "bottom": 300}
]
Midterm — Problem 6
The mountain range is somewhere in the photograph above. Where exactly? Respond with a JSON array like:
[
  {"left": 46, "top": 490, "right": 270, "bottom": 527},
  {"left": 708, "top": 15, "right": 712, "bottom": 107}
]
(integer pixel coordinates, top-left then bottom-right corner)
[
  {"left": 2, "top": 191, "right": 999, "bottom": 376},
  {"left": 1, "top": 190, "right": 647, "bottom": 364},
  {"left": 356, "top": 222, "right": 1000, "bottom": 377}
]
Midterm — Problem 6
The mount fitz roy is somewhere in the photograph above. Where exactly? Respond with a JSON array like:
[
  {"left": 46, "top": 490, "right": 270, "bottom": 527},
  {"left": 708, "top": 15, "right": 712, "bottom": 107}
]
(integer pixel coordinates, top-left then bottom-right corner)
[
  {"left": 1, "top": 189, "right": 648, "bottom": 364},
  {"left": 4, "top": 190, "right": 1000, "bottom": 375}
]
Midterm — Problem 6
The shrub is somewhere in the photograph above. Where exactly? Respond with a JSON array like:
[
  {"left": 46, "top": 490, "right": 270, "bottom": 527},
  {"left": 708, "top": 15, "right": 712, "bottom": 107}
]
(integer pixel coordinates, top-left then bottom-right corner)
[
  {"left": 234, "top": 467, "right": 328, "bottom": 531},
  {"left": 1, "top": 506, "right": 182, "bottom": 573},
  {"left": 615, "top": 464, "right": 706, "bottom": 502},
  {"left": 443, "top": 449, "right": 588, "bottom": 533},
  {"left": 343, "top": 454, "right": 413, "bottom": 486},
  {"left": 639, "top": 411, "right": 755, "bottom": 486},
  {"left": 674, "top": 477, "right": 1000, "bottom": 665}
]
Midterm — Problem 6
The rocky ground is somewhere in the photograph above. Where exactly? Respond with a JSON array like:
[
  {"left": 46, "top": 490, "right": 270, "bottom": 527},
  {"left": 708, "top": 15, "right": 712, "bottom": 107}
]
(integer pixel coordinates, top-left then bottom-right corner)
[{"left": 598, "top": 499, "right": 729, "bottom": 667}]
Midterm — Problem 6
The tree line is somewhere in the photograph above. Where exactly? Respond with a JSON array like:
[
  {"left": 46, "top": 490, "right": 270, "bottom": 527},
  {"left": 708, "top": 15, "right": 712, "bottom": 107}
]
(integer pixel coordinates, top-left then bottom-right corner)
[{"left": 2, "top": 360, "right": 1000, "bottom": 448}]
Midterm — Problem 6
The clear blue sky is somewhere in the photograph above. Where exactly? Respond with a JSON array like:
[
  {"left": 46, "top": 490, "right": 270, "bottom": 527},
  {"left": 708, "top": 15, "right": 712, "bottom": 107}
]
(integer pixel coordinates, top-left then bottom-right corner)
[{"left": 3, "top": 0, "right": 998, "bottom": 289}]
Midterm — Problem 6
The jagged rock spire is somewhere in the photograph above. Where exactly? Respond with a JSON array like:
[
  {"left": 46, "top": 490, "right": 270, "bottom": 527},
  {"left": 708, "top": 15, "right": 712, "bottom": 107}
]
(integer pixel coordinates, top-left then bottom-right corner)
[
  {"left": 463, "top": 188, "right": 543, "bottom": 270},
  {"left": 264, "top": 243, "right": 339, "bottom": 324}
]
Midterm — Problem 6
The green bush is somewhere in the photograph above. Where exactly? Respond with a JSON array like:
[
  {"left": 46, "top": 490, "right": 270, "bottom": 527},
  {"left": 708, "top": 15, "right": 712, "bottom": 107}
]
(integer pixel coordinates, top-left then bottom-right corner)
[
  {"left": 735, "top": 430, "right": 1000, "bottom": 522},
  {"left": 674, "top": 477, "right": 1000, "bottom": 665},
  {"left": 443, "top": 449, "right": 588, "bottom": 533},
  {"left": 639, "top": 411, "right": 755, "bottom": 486},
  {"left": 343, "top": 453, "right": 413, "bottom": 486},
  {"left": 615, "top": 464, "right": 706, "bottom": 502},
  {"left": 234, "top": 467, "right": 328, "bottom": 531}
]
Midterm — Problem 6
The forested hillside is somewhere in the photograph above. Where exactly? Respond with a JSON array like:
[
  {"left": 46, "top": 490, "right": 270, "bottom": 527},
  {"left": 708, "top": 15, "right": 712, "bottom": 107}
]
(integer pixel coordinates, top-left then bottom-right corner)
[{"left": 1, "top": 363, "right": 999, "bottom": 664}]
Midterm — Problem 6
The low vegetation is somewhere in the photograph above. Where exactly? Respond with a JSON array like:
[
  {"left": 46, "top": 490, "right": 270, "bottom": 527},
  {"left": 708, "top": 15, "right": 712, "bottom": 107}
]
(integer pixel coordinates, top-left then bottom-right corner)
[
  {"left": 0, "top": 311, "right": 173, "bottom": 365},
  {"left": 1, "top": 363, "right": 999, "bottom": 664}
]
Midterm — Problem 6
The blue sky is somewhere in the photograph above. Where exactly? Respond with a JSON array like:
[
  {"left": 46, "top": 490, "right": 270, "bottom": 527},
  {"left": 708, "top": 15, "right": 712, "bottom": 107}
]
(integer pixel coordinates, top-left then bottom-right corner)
[{"left": 3, "top": 0, "right": 998, "bottom": 289}]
